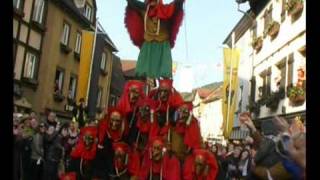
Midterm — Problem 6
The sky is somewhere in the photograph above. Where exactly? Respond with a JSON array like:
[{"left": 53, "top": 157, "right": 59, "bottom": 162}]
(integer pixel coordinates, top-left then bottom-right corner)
[{"left": 96, "top": 0, "right": 250, "bottom": 92}]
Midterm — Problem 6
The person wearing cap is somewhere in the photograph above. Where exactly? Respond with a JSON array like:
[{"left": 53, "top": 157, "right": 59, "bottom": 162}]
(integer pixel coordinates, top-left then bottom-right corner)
[
  {"left": 170, "top": 101, "right": 202, "bottom": 162},
  {"left": 93, "top": 107, "right": 129, "bottom": 179},
  {"left": 68, "top": 125, "right": 98, "bottom": 180},
  {"left": 183, "top": 149, "right": 219, "bottom": 180},
  {"left": 148, "top": 79, "right": 184, "bottom": 139},
  {"left": 29, "top": 122, "right": 46, "bottom": 180},
  {"left": 124, "top": 0, "right": 185, "bottom": 79},
  {"left": 139, "top": 136, "right": 181, "bottom": 180},
  {"left": 107, "top": 142, "right": 140, "bottom": 179}
]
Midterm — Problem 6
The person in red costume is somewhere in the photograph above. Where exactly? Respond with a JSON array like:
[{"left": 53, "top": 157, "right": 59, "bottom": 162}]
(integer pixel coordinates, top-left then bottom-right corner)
[
  {"left": 183, "top": 149, "right": 219, "bottom": 180},
  {"left": 108, "top": 142, "right": 140, "bottom": 180},
  {"left": 117, "top": 80, "right": 146, "bottom": 146},
  {"left": 171, "top": 101, "right": 202, "bottom": 162},
  {"left": 133, "top": 98, "right": 158, "bottom": 155},
  {"left": 93, "top": 107, "right": 129, "bottom": 179},
  {"left": 139, "top": 137, "right": 181, "bottom": 180},
  {"left": 148, "top": 79, "right": 184, "bottom": 142},
  {"left": 67, "top": 125, "right": 98, "bottom": 180}
]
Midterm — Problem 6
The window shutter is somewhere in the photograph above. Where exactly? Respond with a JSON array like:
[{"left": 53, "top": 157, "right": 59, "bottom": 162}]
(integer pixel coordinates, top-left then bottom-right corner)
[
  {"left": 287, "top": 53, "right": 294, "bottom": 87},
  {"left": 267, "top": 67, "right": 272, "bottom": 95},
  {"left": 250, "top": 76, "right": 256, "bottom": 102}
]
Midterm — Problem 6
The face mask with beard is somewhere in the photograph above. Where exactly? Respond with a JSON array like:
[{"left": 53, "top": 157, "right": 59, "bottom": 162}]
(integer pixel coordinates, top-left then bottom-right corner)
[
  {"left": 177, "top": 106, "right": 190, "bottom": 123},
  {"left": 151, "top": 142, "right": 163, "bottom": 162},
  {"left": 110, "top": 112, "right": 122, "bottom": 131},
  {"left": 139, "top": 105, "right": 151, "bottom": 121},
  {"left": 195, "top": 155, "right": 207, "bottom": 176},
  {"left": 114, "top": 149, "right": 127, "bottom": 170},
  {"left": 83, "top": 134, "right": 94, "bottom": 150},
  {"left": 158, "top": 88, "right": 170, "bottom": 102},
  {"left": 129, "top": 86, "right": 140, "bottom": 104}
]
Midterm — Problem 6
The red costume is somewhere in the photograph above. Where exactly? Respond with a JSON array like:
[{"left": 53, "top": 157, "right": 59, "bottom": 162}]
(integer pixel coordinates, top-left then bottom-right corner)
[
  {"left": 139, "top": 137, "right": 181, "bottom": 180},
  {"left": 183, "top": 149, "right": 219, "bottom": 180},
  {"left": 125, "top": 0, "right": 184, "bottom": 48},
  {"left": 70, "top": 126, "right": 98, "bottom": 161},
  {"left": 117, "top": 80, "right": 146, "bottom": 117},
  {"left": 149, "top": 79, "right": 184, "bottom": 113},
  {"left": 109, "top": 142, "right": 140, "bottom": 179},
  {"left": 97, "top": 107, "right": 129, "bottom": 146},
  {"left": 148, "top": 79, "right": 184, "bottom": 144},
  {"left": 68, "top": 126, "right": 98, "bottom": 179},
  {"left": 174, "top": 102, "right": 202, "bottom": 150}
]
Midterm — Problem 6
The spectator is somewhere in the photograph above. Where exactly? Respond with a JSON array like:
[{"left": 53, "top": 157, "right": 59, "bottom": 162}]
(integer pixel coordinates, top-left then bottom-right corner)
[
  {"left": 238, "top": 149, "right": 252, "bottom": 179},
  {"left": 43, "top": 124, "right": 63, "bottom": 180},
  {"left": 29, "top": 122, "right": 46, "bottom": 180}
]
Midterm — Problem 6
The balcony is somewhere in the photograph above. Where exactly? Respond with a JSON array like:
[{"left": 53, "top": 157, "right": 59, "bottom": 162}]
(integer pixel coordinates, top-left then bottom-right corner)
[
  {"left": 251, "top": 36, "right": 263, "bottom": 53},
  {"left": 265, "top": 21, "right": 280, "bottom": 40},
  {"left": 286, "top": 0, "right": 304, "bottom": 22}
]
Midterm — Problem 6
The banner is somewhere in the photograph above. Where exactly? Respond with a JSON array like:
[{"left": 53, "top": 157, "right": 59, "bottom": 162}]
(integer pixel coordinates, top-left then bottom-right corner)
[
  {"left": 76, "top": 30, "right": 94, "bottom": 103},
  {"left": 222, "top": 48, "right": 240, "bottom": 139}
]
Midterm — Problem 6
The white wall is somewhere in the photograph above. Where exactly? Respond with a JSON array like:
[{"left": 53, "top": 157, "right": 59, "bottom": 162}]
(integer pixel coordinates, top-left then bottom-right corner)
[
  {"left": 199, "top": 99, "right": 224, "bottom": 141},
  {"left": 253, "top": 0, "right": 306, "bottom": 118}
]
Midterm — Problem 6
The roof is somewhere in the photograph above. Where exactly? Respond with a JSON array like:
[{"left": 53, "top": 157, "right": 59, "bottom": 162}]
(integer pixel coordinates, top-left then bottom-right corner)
[
  {"left": 180, "top": 90, "right": 197, "bottom": 102},
  {"left": 202, "top": 86, "right": 223, "bottom": 103},
  {"left": 121, "top": 60, "right": 137, "bottom": 77},
  {"left": 97, "top": 22, "right": 118, "bottom": 52},
  {"left": 222, "top": 12, "right": 253, "bottom": 46},
  {"left": 52, "top": 0, "right": 96, "bottom": 29},
  {"left": 197, "top": 89, "right": 213, "bottom": 99},
  {"left": 195, "top": 82, "right": 223, "bottom": 99}
]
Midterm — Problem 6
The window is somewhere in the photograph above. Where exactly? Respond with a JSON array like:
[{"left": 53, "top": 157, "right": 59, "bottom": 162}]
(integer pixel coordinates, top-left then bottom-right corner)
[
  {"left": 32, "top": 0, "right": 45, "bottom": 24},
  {"left": 84, "top": 4, "right": 93, "bottom": 22},
  {"left": 68, "top": 76, "right": 77, "bottom": 100},
  {"left": 260, "top": 68, "right": 271, "bottom": 98},
  {"left": 23, "top": 52, "right": 38, "bottom": 80},
  {"left": 250, "top": 76, "right": 256, "bottom": 102},
  {"left": 55, "top": 69, "right": 65, "bottom": 93},
  {"left": 13, "top": 0, "right": 24, "bottom": 10},
  {"left": 61, "top": 22, "right": 70, "bottom": 46},
  {"left": 75, "top": 32, "right": 82, "bottom": 54},
  {"left": 287, "top": 53, "right": 294, "bottom": 86},
  {"left": 100, "top": 53, "right": 106, "bottom": 71},
  {"left": 96, "top": 88, "right": 102, "bottom": 107},
  {"left": 276, "top": 58, "right": 287, "bottom": 88}
]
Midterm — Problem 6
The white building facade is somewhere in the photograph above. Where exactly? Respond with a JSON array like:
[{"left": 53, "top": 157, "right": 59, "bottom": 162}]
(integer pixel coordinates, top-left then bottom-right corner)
[{"left": 223, "top": 0, "right": 306, "bottom": 137}]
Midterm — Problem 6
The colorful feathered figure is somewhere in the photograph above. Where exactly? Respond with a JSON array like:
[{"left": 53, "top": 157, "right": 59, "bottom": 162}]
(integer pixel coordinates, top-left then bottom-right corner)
[{"left": 124, "top": 0, "right": 185, "bottom": 78}]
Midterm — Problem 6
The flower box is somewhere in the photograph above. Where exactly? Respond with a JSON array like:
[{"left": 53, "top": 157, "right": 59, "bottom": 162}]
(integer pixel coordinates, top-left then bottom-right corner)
[
  {"left": 267, "top": 21, "right": 280, "bottom": 39},
  {"left": 287, "top": 86, "right": 305, "bottom": 106},
  {"left": 251, "top": 36, "right": 263, "bottom": 52},
  {"left": 286, "top": 0, "right": 304, "bottom": 16},
  {"left": 289, "top": 95, "right": 305, "bottom": 106}
]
